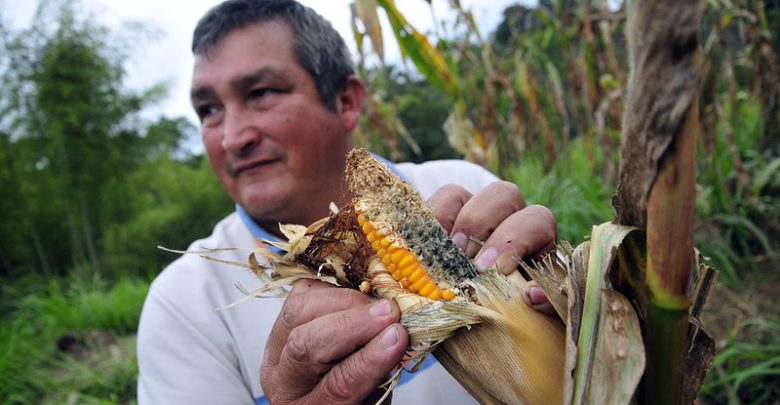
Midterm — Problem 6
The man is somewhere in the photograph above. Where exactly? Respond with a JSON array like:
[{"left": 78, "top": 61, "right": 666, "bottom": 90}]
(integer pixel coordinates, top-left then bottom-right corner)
[{"left": 137, "top": 0, "right": 556, "bottom": 403}]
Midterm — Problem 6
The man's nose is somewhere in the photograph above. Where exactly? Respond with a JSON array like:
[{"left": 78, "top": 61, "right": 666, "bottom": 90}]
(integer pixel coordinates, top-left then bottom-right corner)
[{"left": 222, "top": 107, "right": 260, "bottom": 154}]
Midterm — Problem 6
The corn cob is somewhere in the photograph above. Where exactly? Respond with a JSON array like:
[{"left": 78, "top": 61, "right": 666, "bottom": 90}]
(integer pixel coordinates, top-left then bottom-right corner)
[{"left": 249, "top": 148, "right": 565, "bottom": 404}]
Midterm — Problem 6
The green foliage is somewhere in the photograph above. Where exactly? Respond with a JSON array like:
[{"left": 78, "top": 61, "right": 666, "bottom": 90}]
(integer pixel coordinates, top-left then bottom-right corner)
[
  {"left": 103, "top": 155, "right": 233, "bottom": 277},
  {"left": 700, "top": 319, "right": 780, "bottom": 404},
  {"left": 696, "top": 99, "right": 780, "bottom": 285},
  {"left": 507, "top": 138, "right": 614, "bottom": 245},
  {"left": 362, "top": 67, "right": 460, "bottom": 163},
  {"left": 0, "top": 0, "right": 184, "bottom": 281},
  {"left": 44, "top": 347, "right": 139, "bottom": 405},
  {"left": 0, "top": 276, "right": 148, "bottom": 403},
  {"left": 0, "top": 4, "right": 233, "bottom": 400}
]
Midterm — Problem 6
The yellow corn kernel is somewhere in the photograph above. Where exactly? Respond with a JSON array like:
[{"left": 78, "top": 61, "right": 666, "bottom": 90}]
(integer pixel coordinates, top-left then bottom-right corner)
[
  {"left": 380, "top": 236, "right": 395, "bottom": 248},
  {"left": 397, "top": 253, "right": 416, "bottom": 269},
  {"left": 390, "top": 250, "right": 408, "bottom": 264},
  {"left": 418, "top": 282, "right": 435, "bottom": 297},
  {"left": 357, "top": 211, "right": 456, "bottom": 301},
  {"left": 381, "top": 254, "right": 394, "bottom": 267},
  {"left": 411, "top": 275, "right": 432, "bottom": 292},
  {"left": 441, "top": 290, "right": 456, "bottom": 301},
  {"left": 406, "top": 265, "right": 425, "bottom": 281}
]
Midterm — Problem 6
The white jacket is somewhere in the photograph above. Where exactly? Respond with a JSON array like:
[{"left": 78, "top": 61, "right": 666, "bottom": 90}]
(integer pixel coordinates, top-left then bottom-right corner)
[{"left": 137, "top": 159, "right": 498, "bottom": 404}]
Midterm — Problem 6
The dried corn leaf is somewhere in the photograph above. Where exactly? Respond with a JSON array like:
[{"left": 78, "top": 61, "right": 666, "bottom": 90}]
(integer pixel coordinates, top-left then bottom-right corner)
[
  {"left": 435, "top": 272, "right": 565, "bottom": 405},
  {"left": 354, "top": 0, "right": 384, "bottom": 62},
  {"left": 571, "top": 222, "right": 645, "bottom": 405},
  {"left": 521, "top": 248, "right": 570, "bottom": 321},
  {"left": 376, "top": 0, "right": 459, "bottom": 98}
]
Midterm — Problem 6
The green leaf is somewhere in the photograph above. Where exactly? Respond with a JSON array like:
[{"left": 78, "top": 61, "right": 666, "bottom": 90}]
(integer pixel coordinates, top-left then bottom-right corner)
[
  {"left": 752, "top": 156, "right": 780, "bottom": 194},
  {"left": 720, "top": 11, "right": 733, "bottom": 29}
]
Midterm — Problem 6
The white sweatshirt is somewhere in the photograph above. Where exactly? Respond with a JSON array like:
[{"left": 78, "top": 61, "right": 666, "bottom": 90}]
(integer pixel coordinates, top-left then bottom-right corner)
[{"left": 137, "top": 159, "right": 498, "bottom": 404}]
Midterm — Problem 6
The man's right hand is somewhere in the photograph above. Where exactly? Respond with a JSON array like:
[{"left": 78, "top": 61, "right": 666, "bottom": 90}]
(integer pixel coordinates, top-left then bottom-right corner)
[{"left": 260, "top": 279, "right": 408, "bottom": 404}]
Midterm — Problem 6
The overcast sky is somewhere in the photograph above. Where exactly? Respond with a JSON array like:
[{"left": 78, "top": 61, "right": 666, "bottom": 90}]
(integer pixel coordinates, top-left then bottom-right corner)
[{"left": 1, "top": 0, "right": 524, "bottom": 151}]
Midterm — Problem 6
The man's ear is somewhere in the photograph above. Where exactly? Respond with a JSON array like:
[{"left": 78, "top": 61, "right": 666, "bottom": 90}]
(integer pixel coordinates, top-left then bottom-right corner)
[{"left": 337, "top": 75, "right": 365, "bottom": 132}]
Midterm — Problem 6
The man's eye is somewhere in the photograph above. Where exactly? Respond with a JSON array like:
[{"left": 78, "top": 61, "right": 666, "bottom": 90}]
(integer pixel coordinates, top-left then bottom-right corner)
[
  {"left": 247, "top": 88, "right": 278, "bottom": 110},
  {"left": 196, "top": 104, "right": 216, "bottom": 120},
  {"left": 195, "top": 104, "right": 222, "bottom": 125},
  {"left": 248, "top": 88, "right": 271, "bottom": 99}
]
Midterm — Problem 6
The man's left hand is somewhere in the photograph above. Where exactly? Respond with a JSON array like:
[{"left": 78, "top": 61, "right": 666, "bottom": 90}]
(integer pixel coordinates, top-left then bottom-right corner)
[{"left": 427, "top": 181, "right": 557, "bottom": 315}]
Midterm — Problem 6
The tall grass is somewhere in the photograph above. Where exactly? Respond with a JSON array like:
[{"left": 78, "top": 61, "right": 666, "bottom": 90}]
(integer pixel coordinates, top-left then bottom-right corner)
[
  {"left": 507, "top": 137, "right": 614, "bottom": 245},
  {"left": 0, "top": 276, "right": 147, "bottom": 403},
  {"left": 695, "top": 99, "right": 780, "bottom": 286},
  {"left": 700, "top": 319, "right": 780, "bottom": 404}
]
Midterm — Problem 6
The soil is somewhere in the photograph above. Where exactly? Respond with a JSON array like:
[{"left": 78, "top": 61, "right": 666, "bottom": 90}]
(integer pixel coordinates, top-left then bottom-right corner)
[{"left": 700, "top": 268, "right": 780, "bottom": 347}]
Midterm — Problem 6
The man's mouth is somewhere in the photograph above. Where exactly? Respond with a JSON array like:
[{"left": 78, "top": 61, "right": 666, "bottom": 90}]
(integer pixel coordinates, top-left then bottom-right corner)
[{"left": 229, "top": 158, "right": 278, "bottom": 177}]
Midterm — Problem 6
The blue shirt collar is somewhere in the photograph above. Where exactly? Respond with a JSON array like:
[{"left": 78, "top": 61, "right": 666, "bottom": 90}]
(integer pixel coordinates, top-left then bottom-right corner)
[{"left": 236, "top": 153, "right": 408, "bottom": 246}]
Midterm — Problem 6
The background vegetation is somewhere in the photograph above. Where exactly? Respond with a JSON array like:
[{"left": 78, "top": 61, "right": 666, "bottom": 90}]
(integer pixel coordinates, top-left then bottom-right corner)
[{"left": 0, "top": 0, "right": 778, "bottom": 403}]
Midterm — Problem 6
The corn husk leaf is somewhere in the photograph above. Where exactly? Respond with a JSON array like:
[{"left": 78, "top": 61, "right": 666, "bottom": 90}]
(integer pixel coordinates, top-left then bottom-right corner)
[
  {"left": 570, "top": 222, "right": 646, "bottom": 405},
  {"left": 520, "top": 246, "right": 571, "bottom": 322},
  {"left": 434, "top": 272, "right": 565, "bottom": 405},
  {"left": 563, "top": 241, "right": 590, "bottom": 400}
]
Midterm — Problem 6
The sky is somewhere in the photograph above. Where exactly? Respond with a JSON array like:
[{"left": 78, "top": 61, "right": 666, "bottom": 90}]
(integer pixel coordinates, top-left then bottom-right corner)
[{"left": 1, "top": 0, "right": 524, "bottom": 151}]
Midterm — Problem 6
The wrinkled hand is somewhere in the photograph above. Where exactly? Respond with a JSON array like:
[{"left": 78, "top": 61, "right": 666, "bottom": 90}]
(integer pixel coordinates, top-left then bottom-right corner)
[
  {"left": 260, "top": 279, "right": 407, "bottom": 404},
  {"left": 427, "top": 181, "right": 557, "bottom": 315}
]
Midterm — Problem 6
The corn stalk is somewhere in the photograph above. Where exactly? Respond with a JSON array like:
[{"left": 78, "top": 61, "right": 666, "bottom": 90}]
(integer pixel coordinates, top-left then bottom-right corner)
[{"left": 613, "top": 0, "right": 710, "bottom": 403}]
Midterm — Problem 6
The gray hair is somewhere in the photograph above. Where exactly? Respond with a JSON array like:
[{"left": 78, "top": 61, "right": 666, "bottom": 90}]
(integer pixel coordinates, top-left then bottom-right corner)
[{"left": 192, "top": 0, "right": 354, "bottom": 111}]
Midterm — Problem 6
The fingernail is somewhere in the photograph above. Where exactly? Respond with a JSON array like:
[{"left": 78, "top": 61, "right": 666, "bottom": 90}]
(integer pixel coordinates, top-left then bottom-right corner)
[
  {"left": 452, "top": 232, "right": 468, "bottom": 252},
  {"left": 474, "top": 247, "right": 497, "bottom": 273},
  {"left": 527, "top": 286, "right": 546, "bottom": 305},
  {"left": 370, "top": 299, "right": 391, "bottom": 317},
  {"left": 382, "top": 325, "right": 400, "bottom": 345}
]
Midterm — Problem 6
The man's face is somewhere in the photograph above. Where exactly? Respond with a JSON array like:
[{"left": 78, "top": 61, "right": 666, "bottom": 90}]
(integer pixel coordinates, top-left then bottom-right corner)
[{"left": 191, "top": 21, "right": 355, "bottom": 228}]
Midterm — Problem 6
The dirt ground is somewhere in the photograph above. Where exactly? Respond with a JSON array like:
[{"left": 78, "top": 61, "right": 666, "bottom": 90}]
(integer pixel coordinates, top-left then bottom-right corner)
[{"left": 701, "top": 268, "right": 780, "bottom": 346}]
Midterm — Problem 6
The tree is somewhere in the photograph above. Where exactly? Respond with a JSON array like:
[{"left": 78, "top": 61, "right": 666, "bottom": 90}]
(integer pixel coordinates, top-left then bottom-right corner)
[{"left": 0, "top": 0, "right": 170, "bottom": 279}]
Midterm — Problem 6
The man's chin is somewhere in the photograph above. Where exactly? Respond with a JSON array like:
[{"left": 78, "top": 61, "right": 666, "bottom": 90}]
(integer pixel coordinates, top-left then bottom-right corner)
[{"left": 239, "top": 190, "right": 291, "bottom": 219}]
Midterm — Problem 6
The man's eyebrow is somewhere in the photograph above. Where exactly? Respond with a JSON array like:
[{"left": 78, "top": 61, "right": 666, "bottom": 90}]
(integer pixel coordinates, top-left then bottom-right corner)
[
  {"left": 190, "top": 86, "right": 215, "bottom": 103},
  {"left": 232, "top": 67, "right": 286, "bottom": 93}
]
